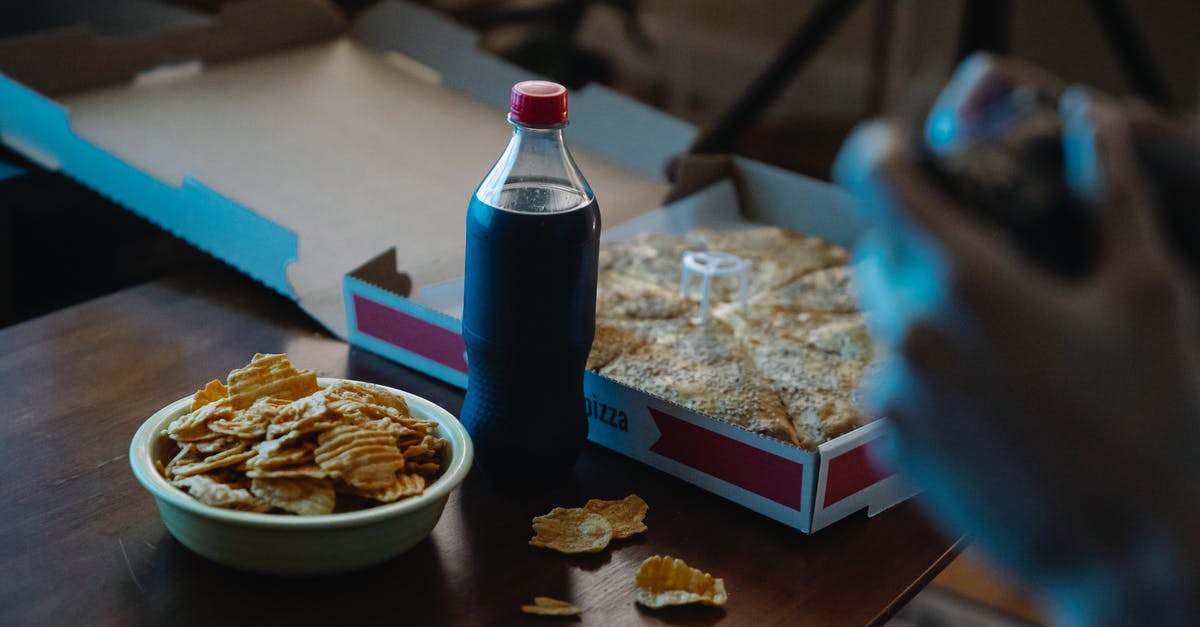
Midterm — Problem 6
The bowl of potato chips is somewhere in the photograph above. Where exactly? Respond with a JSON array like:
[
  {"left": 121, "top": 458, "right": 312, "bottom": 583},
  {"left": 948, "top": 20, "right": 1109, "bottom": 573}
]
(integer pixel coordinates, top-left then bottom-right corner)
[{"left": 129, "top": 354, "right": 472, "bottom": 575}]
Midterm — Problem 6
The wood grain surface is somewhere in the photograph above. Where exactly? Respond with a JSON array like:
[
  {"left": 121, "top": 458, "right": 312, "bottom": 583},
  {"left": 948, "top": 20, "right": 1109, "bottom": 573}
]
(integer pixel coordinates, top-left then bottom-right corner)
[{"left": 0, "top": 270, "right": 959, "bottom": 626}]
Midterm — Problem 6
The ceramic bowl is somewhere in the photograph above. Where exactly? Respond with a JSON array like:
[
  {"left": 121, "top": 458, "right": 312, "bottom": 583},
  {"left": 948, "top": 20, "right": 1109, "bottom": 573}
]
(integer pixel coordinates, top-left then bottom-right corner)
[{"left": 129, "top": 378, "right": 472, "bottom": 575}]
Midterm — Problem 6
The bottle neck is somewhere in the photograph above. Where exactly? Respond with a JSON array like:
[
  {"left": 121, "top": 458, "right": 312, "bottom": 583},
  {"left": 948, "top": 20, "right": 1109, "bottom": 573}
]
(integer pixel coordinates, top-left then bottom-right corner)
[
  {"left": 513, "top": 120, "right": 565, "bottom": 138},
  {"left": 505, "top": 123, "right": 570, "bottom": 168},
  {"left": 474, "top": 121, "right": 593, "bottom": 213}
]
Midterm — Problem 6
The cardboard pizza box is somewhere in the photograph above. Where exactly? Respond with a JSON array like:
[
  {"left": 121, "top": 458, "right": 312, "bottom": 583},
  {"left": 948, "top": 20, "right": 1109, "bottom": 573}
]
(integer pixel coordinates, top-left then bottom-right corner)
[
  {"left": 0, "top": 0, "right": 914, "bottom": 532},
  {"left": 346, "top": 163, "right": 918, "bottom": 533}
]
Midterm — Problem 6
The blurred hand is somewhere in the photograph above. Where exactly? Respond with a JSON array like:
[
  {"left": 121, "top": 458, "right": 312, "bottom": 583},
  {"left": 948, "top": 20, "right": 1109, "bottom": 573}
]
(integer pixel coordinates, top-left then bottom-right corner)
[{"left": 834, "top": 55, "right": 1200, "bottom": 625}]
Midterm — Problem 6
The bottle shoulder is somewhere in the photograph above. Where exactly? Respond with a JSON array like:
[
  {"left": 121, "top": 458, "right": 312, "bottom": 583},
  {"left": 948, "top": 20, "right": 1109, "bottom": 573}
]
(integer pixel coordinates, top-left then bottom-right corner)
[
  {"left": 475, "top": 125, "right": 593, "bottom": 213},
  {"left": 467, "top": 194, "right": 600, "bottom": 241},
  {"left": 476, "top": 180, "right": 593, "bottom": 213}
]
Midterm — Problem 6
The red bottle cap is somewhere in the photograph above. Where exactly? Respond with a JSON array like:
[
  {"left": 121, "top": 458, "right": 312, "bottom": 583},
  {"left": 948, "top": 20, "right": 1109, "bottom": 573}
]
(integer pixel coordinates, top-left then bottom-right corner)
[{"left": 509, "top": 80, "right": 568, "bottom": 126}]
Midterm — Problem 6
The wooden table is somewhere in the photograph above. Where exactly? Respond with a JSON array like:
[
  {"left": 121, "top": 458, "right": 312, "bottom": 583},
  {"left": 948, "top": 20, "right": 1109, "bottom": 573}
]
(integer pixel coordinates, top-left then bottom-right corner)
[{"left": 0, "top": 270, "right": 959, "bottom": 626}]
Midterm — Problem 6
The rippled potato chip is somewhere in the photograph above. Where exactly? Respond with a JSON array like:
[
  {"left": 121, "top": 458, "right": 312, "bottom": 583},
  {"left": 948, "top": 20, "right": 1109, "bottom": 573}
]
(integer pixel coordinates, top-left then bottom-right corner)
[
  {"left": 208, "top": 398, "right": 284, "bottom": 440},
  {"left": 172, "top": 474, "right": 270, "bottom": 512},
  {"left": 406, "top": 461, "right": 441, "bottom": 475},
  {"left": 521, "top": 597, "right": 581, "bottom": 616},
  {"left": 350, "top": 472, "right": 425, "bottom": 503},
  {"left": 315, "top": 424, "right": 407, "bottom": 490},
  {"left": 170, "top": 444, "right": 256, "bottom": 478},
  {"left": 266, "top": 390, "right": 340, "bottom": 441},
  {"left": 250, "top": 477, "right": 336, "bottom": 515},
  {"left": 635, "top": 555, "right": 727, "bottom": 608},
  {"left": 583, "top": 494, "right": 648, "bottom": 540},
  {"left": 245, "top": 463, "right": 327, "bottom": 479},
  {"left": 190, "top": 379, "right": 228, "bottom": 412},
  {"left": 227, "top": 353, "right": 319, "bottom": 410},
  {"left": 529, "top": 508, "right": 613, "bottom": 554},
  {"left": 324, "top": 380, "right": 411, "bottom": 421},
  {"left": 167, "top": 397, "right": 233, "bottom": 442},
  {"left": 247, "top": 439, "right": 317, "bottom": 469},
  {"left": 192, "top": 435, "right": 241, "bottom": 455},
  {"left": 164, "top": 444, "right": 197, "bottom": 475}
]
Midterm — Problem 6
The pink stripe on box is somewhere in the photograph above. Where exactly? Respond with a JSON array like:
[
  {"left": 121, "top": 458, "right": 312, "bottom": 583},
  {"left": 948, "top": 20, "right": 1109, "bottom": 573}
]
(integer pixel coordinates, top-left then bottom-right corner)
[
  {"left": 352, "top": 294, "right": 468, "bottom": 374},
  {"left": 822, "top": 445, "right": 891, "bottom": 508},
  {"left": 648, "top": 408, "right": 805, "bottom": 510}
]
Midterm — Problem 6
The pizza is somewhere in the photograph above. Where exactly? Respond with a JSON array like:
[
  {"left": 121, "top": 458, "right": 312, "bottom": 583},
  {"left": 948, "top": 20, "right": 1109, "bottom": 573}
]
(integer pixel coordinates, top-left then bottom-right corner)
[{"left": 590, "top": 227, "right": 873, "bottom": 450}]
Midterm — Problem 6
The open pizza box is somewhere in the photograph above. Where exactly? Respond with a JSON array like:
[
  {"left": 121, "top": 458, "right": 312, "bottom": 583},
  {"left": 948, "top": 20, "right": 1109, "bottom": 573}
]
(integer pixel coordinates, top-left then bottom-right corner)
[
  {"left": 0, "top": 0, "right": 915, "bottom": 532},
  {"left": 353, "top": 161, "right": 919, "bottom": 532}
]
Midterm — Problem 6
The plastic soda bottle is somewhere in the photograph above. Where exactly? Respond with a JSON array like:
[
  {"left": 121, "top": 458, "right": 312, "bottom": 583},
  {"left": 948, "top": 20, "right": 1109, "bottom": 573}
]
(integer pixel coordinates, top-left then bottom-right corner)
[{"left": 460, "top": 81, "right": 600, "bottom": 480}]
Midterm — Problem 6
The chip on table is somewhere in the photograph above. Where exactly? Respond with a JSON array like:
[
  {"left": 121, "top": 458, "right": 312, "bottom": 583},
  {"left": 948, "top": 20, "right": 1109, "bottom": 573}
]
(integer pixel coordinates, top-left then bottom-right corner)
[{"left": 635, "top": 555, "right": 728, "bottom": 608}]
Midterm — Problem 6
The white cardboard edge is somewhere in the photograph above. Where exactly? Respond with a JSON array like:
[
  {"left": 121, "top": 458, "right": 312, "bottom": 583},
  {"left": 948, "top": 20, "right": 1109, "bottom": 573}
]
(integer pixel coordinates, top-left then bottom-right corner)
[{"left": 811, "top": 420, "right": 919, "bottom": 532}]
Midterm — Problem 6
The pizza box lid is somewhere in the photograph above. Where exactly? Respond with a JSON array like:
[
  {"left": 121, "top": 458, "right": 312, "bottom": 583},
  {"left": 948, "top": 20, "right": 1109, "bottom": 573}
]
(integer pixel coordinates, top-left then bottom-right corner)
[{"left": 0, "top": 0, "right": 694, "bottom": 336}]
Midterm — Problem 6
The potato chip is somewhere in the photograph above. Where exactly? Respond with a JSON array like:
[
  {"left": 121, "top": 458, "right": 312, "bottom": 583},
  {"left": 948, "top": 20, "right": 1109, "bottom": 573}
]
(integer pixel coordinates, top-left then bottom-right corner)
[
  {"left": 210, "top": 396, "right": 290, "bottom": 440},
  {"left": 529, "top": 508, "right": 613, "bottom": 554},
  {"left": 245, "top": 463, "right": 327, "bottom": 479},
  {"left": 226, "top": 353, "right": 319, "bottom": 410},
  {"left": 520, "top": 597, "right": 581, "bottom": 616},
  {"left": 634, "top": 555, "right": 727, "bottom": 608},
  {"left": 314, "top": 424, "right": 406, "bottom": 490},
  {"left": 166, "top": 397, "right": 233, "bottom": 442},
  {"left": 247, "top": 395, "right": 293, "bottom": 418},
  {"left": 164, "top": 444, "right": 198, "bottom": 478},
  {"left": 394, "top": 472, "right": 426, "bottom": 498},
  {"left": 401, "top": 434, "right": 447, "bottom": 460},
  {"left": 350, "top": 472, "right": 425, "bottom": 503},
  {"left": 328, "top": 380, "right": 405, "bottom": 406},
  {"left": 405, "top": 461, "right": 441, "bottom": 476},
  {"left": 209, "top": 417, "right": 265, "bottom": 440},
  {"left": 250, "top": 477, "right": 336, "bottom": 515},
  {"left": 266, "top": 390, "right": 339, "bottom": 440},
  {"left": 398, "top": 429, "right": 429, "bottom": 444},
  {"left": 172, "top": 474, "right": 270, "bottom": 512},
  {"left": 326, "top": 398, "right": 400, "bottom": 430},
  {"left": 170, "top": 444, "right": 257, "bottom": 478},
  {"left": 192, "top": 436, "right": 242, "bottom": 454},
  {"left": 324, "top": 380, "right": 411, "bottom": 421},
  {"left": 398, "top": 417, "right": 441, "bottom": 432},
  {"left": 247, "top": 439, "right": 317, "bottom": 469},
  {"left": 190, "top": 379, "right": 228, "bottom": 411},
  {"left": 583, "top": 494, "right": 648, "bottom": 540}
]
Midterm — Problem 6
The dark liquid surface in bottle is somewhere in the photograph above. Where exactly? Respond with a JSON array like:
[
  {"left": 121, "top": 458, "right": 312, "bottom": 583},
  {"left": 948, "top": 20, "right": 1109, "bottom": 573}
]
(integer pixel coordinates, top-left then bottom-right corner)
[{"left": 461, "top": 185, "right": 600, "bottom": 481}]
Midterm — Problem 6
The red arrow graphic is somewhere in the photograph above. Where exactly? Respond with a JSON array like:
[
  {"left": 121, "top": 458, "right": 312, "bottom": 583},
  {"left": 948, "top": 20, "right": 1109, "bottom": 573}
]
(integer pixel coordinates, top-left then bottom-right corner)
[{"left": 648, "top": 408, "right": 806, "bottom": 510}]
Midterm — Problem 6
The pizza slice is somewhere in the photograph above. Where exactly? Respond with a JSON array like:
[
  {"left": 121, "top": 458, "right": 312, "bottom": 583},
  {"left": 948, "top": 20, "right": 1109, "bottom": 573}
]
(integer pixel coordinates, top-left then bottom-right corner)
[
  {"left": 597, "top": 317, "right": 801, "bottom": 447},
  {"left": 754, "top": 265, "right": 858, "bottom": 314},
  {"left": 719, "top": 303, "right": 874, "bottom": 449},
  {"left": 596, "top": 270, "right": 693, "bottom": 321},
  {"left": 598, "top": 232, "right": 701, "bottom": 291},
  {"left": 687, "top": 227, "right": 850, "bottom": 298}
]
